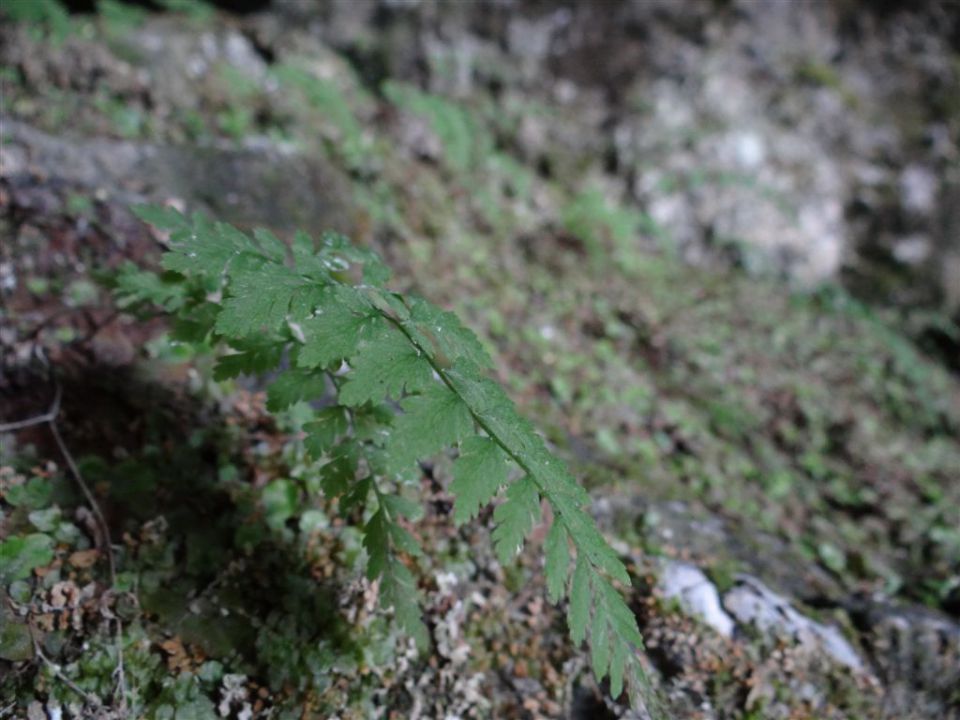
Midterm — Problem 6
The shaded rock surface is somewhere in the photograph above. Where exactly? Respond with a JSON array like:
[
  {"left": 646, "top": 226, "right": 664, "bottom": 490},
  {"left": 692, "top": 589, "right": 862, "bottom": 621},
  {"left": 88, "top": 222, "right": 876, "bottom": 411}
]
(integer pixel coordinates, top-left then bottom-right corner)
[
  {"left": 851, "top": 597, "right": 960, "bottom": 718},
  {"left": 0, "top": 119, "right": 352, "bottom": 235}
]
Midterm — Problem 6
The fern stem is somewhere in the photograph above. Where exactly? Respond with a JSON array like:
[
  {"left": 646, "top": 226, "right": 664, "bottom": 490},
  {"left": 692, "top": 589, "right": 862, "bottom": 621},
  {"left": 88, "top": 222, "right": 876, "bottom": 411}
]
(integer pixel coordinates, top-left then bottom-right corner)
[
  {"left": 375, "top": 305, "right": 590, "bottom": 565},
  {"left": 376, "top": 310, "right": 545, "bottom": 491}
]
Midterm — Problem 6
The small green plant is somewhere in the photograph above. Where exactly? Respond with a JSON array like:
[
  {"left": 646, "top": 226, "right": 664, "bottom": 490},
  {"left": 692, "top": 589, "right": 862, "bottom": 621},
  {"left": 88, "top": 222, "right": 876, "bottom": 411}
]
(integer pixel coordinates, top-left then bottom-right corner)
[
  {"left": 119, "top": 206, "right": 651, "bottom": 706},
  {"left": 562, "top": 187, "right": 663, "bottom": 269},
  {"left": 97, "top": 0, "right": 148, "bottom": 37},
  {"left": 273, "top": 64, "right": 371, "bottom": 169},
  {"left": 156, "top": 0, "right": 215, "bottom": 24},
  {"left": 383, "top": 81, "right": 492, "bottom": 175},
  {"left": 2, "top": 0, "right": 72, "bottom": 43}
]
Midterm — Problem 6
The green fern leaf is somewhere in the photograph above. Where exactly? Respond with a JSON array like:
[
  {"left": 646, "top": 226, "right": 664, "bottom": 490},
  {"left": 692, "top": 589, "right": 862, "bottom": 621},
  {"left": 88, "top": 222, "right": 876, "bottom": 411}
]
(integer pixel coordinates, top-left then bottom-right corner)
[
  {"left": 216, "top": 261, "right": 313, "bottom": 337},
  {"left": 320, "top": 231, "right": 392, "bottom": 285},
  {"left": 114, "top": 262, "right": 187, "bottom": 311},
  {"left": 446, "top": 363, "right": 589, "bottom": 506},
  {"left": 297, "top": 306, "right": 383, "bottom": 368},
  {"left": 597, "top": 576, "right": 644, "bottom": 648},
  {"left": 609, "top": 643, "right": 627, "bottom": 699},
  {"left": 297, "top": 287, "right": 388, "bottom": 367},
  {"left": 131, "top": 204, "right": 190, "bottom": 232},
  {"left": 128, "top": 207, "right": 656, "bottom": 708},
  {"left": 303, "top": 406, "right": 350, "bottom": 457},
  {"left": 161, "top": 218, "right": 258, "bottom": 278},
  {"left": 352, "top": 404, "right": 395, "bottom": 446},
  {"left": 490, "top": 475, "right": 539, "bottom": 562},
  {"left": 389, "top": 384, "right": 474, "bottom": 473},
  {"left": 407, "top": 297, "right": 492, "bottom": 369},
  {"left": 381, "top": 558, "right": 428, "bottom": 650},
  {"left": 591, "top": 604, "right": 611, "bottom": 682},
  {"left": 551, "top": 497, "right": 630, "bottom": 585},
  {"left": 382, "top": 494, "right": 422, "bottom": 521},
  {"left": 544, "top": 521, "right": 569, "bottom": 603},
  {"left": 451, "top": 436, "right": 511, "bottom": 525},
  {"left": 340, "top": 476, "right": 373, "bottom": 514},
  {"left": 213, "top": 339, "right": 285, "bottom": 380},
  {"left": 363, "top": 508, "right": 389, "bottom": 580},
  {"left": 388, "top": 523, "right": 422, "bottom": 558},
  {"left": 266, "top": 370, "right": 328, "bottom": 412},
  {"left": 339, "top": 327, "right": 433, "bottom": 406},
  {"left": 569, "top": 555, "right": 591, "bottom": 645},
  {"left": 318, "top": 443, "right": 357, "bottom": 499},
  {"left": 170, "top": 301, "right": 219, "bottom": 343},
  {"left": 251, "top": 228, "right": 288, "bottom": 263}
]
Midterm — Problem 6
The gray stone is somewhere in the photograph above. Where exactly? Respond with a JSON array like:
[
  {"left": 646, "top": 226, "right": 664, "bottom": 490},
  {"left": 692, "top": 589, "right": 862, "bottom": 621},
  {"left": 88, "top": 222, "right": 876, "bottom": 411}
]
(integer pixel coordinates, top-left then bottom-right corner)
[
  {"left": 131, "top": 20, "right": 267, "bottom": 112},
  {"left": 724, "top": 575, "right": 865, "bottom": 674},
  {"left": 0, "top": 118, "right": 352, "bottom": 236}
]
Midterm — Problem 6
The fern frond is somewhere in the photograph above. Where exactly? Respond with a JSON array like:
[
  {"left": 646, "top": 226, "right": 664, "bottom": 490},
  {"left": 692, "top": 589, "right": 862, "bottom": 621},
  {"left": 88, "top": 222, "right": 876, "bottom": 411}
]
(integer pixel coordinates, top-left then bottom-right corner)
[
  {"left": 381, "top": 557, "right": 429, "bottom": 650},
  {"left": 215, "top": 261, "right": 317, "bottom": 337},
  {"left": 128, "top": 206, "right": 653, "bottom": 709},
  {"left": 317, "top": 442, "right": 357, "bottom": 499}
]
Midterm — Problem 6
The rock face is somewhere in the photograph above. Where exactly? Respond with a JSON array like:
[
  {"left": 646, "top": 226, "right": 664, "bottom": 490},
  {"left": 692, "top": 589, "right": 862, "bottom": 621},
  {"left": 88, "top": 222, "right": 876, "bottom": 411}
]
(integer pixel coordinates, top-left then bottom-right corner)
[
  {"left": 653, "top": 562, "right": 960, "bottom": 719},
  {"left": 0, "top": 119, "right": 353, "bottom": 236},
  {"left": 129, "top": 19, "right": 269, "bottom": 113},
  {"left": 310, "top": 0, "right": 959, "bottom": 308}
]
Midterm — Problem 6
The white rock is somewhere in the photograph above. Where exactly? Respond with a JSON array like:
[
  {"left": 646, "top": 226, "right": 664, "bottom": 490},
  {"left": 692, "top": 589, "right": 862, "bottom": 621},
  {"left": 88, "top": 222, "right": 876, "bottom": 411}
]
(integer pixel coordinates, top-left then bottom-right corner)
[
  {"left": 900, "top": 165, "right": 938, "bottom": 214},
  {"left": 734, "top": 131, "right": 766, "bottom": 169},
  {"left": 435, "top": 571, "right": 459, "bottom": 595},
  {"left": 724, "top": 575, "right": 864, "bottom": 673},
  {"left": 658, "top": 561, "right": 735, "bottom": 638},
  {"left": 893, "top": 234, "right": 931, "bottom": 265}
]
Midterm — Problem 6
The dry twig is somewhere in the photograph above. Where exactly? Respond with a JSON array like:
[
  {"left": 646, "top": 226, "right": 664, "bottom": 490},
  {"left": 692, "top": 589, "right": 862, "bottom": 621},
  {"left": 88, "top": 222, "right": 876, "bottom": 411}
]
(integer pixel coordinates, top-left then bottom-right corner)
[
  {"left": 31, "top": 636, "right": 103, "bottom": 710},
  {"left": 0, "top": 382, "right": 61, "bottom": 433}
]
